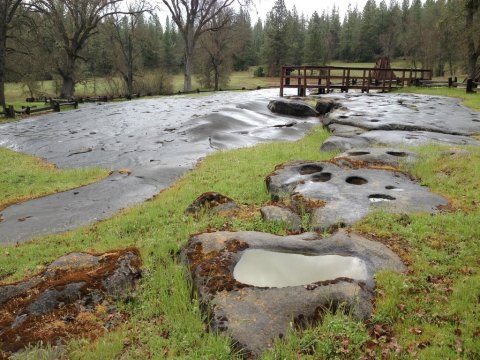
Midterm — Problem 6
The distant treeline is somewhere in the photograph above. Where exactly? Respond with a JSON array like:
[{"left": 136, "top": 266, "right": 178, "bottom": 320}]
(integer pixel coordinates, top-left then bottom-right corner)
[{"left": 4, "top": 0, "right": 479, "bottom": 96}]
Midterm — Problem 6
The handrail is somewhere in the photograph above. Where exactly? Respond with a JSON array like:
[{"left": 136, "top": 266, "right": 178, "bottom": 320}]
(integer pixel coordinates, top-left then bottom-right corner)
[{"left": 280, "top": 65, "right": 433, "bottom": 96}]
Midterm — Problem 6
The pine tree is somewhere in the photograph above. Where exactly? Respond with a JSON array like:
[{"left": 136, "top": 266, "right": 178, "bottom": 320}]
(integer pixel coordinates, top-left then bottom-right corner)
[{"left": 263, "top": 0, "right": 289, "bottom": 76}]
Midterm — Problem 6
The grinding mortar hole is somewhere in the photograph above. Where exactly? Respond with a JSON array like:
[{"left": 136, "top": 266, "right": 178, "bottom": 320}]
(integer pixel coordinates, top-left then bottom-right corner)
[
  {"left": 385, "top": 185, "right": 396, "bottom": 190},
  {"left": 369, "top": 194, "right": 396, "bottom": 202},
  {"left": 299, "top": 164, "right": 323, "bottom": 175},
  {"left": 346, "top": 176, "right": 368, "bottom": 185},
  {"left": 348, "top": 151, "right": 370, "bottom": 156},
  {"left": 370, "top": 119, "right": 380, "bottom": 122},
  {"left": 312, "top": 172, "right": 332, "bottom": 182},
  {"left": 386, "top": 151, "right": 407, "bottom": 157}
]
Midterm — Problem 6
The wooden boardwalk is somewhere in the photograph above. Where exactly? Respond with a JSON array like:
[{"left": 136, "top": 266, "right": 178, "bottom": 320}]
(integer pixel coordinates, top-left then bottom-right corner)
[{"left": 280, "top": 65, "right": 433, "bottom": 96}]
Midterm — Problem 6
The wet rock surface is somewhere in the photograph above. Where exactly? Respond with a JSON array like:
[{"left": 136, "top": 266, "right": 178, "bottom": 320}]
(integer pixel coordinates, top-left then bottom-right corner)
[
  {"left": 324, "top": 93, "right": 480, "bottom": 136},
  {"left": 335, "top": 147, "right": 418, "bottom": 167},
  {"left": 182, "top": 230, "right": 405, "bottom": 356},
  {"left": 321, "top": 130, "right": 480, "bottom": 152},
  {"left": 320, "top": 93, "right": 480, "bottom": 151},
  {"left": 268, "top": 99, "right": 319, "bottom": 117},
  {"left": 185, "top": 192, "right": 239, "bottom": 216},
  {"left": 266, "top": 161, "right": 448, "bottom": 230},
  {"left": 0, "top": 89, "right": 319, "bottom": 244},
  {"left": 0, "top": 248, "right": 141, "bottom": 357},
  {"left": 260, "top": 205, "right": 302, "bottom": 231}
]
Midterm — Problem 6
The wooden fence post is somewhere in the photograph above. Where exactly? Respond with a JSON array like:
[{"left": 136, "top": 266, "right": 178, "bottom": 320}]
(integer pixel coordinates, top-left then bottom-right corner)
[
  {"left": 6, "top": 105, "right": 15, "bottom": 118},
  {"left": 466, "top": 79, "right": 474, "bottom": 93}
]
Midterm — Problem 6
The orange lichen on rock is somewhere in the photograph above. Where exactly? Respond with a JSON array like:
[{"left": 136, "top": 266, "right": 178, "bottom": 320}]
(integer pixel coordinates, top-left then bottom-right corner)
[{"left": 0, "top": 248, "right": 141, "bottom": 358}]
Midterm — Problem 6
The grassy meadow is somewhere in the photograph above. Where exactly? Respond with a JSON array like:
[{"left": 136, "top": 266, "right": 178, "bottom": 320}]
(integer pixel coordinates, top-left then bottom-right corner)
[
  {"left": 1, "top": 122, "right": 479, "bottom": 358},
  {"left": 0, "top": 65, "right": 479, "bottom": 358}
]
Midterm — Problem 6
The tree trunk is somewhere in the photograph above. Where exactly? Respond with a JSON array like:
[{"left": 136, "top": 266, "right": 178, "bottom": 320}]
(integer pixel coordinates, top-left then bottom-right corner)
[
  {"left": 59, "top": 55, "right": 76, "bottom": 98},
  {"left": 60, "top": 75, "right": 75, "bottom": 98},
  {"left": 127, "top": 35, "right": 134, "bottom": 96},
  {"left": 183, "top": 31, "right": 195, "bottom": 92},
  {"left": 0, "top": 28, "right": 6, "bottom": 111},
  {"left": 214, "top": 65, "right": 219, "bottom": 91},
  {"left": 127, "top": 67, "right": 133, "bottom": 96},
  {"left": 466, "top": 4, "right": 479, "bottom": 80}
]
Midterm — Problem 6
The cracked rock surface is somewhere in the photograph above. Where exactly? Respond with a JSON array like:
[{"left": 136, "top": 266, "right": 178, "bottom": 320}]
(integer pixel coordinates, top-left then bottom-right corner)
[
  {"left": 266, "top": 161, "right": 448, "bottom": 230},
  {"left": 324, "top": 93, "right": 480, "bottom": 136},
  {"left": 182, "top": 230, "right": 405, "bottom": 356},
  {"left": 320, "top": 93, "right": 480, "bottom": 151}
]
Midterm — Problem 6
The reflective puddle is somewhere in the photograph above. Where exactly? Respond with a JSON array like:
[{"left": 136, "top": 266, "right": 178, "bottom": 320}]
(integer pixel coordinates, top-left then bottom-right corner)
[{"left": 233, "top": 249, "right": 368, "bottom": 288}]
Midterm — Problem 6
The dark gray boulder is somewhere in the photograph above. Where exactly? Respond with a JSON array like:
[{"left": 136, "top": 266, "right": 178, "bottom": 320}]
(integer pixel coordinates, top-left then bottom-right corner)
[
  {"left": 185, "top": 192, "right": 239, "bottom": 216},
  {"left": 268, "top": 99, "right": 319, "bottom": 117},
  {"left": 182, "top": 230, "right": 405, "bottom": 356},
  {"left": 0, "top": 249, "right": 142, "bottom": 357},
  {"left": 315, "top": 99, "right": 341, "bottom": 115}
]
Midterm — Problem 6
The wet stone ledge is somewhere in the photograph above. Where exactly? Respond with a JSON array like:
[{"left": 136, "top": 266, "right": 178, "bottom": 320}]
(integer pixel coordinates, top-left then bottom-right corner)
[{"left": 182, "top": 230, "right": 405, "bottom": 356}]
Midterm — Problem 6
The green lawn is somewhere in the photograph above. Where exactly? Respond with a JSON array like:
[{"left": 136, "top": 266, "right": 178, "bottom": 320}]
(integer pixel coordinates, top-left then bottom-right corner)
[
  {"left": 0, "top": 148, "right": 109, "bottom": 211},
  {"left": 1, "top": 115, "right": 479, "bottom": 359}
]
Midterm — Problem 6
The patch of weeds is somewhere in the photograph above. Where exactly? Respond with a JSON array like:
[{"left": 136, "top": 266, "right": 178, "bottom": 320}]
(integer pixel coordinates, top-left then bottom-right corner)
[
  {"left": 353, "top": 143, "right": 480, "bottom": 358},
  {"left": 263, "top": 312, "right": 369, "bottom": 359},
  {"left": 10, "top": 342, "right": 65, "bottom": 360}
]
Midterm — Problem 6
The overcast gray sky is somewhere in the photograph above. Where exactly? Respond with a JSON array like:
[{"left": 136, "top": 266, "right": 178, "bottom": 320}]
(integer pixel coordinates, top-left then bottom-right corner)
[
  {"left": 158, "top": 0, "right": 372, "bottom": 25},
  {"left": 250, "top": 0, "right": 370, "bottom": 21}
]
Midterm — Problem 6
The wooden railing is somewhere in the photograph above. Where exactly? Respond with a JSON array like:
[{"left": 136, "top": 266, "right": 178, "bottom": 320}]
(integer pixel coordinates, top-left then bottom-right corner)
[{"left": 280, "top": 65, "right": 433, "bottom": 96}]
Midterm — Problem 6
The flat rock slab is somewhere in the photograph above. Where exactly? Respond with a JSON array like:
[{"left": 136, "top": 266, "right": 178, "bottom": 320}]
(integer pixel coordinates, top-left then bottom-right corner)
[
  {"left": 325, "top": 93, "right": 480, "bottom": 136},
  {"left": 182, "top": 230, "right": 405, "bottom": 356},
  {"left": 0, "top": 248, "right": 142, "bottom": 357},
  {"left": 266, "top": 161, "right": 448, "bottom": 230},
  {"left": 335, "top": 147, "right": 418, "bottom": 167},
  {"left": 320, "top": 130, "right": 480, "bottom": 152},
  {"left": 0, "top": 89, "right": 319, "bottom": 244}
]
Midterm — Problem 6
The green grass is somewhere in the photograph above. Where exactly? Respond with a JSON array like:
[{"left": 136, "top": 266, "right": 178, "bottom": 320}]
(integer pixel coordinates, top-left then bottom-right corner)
[
  {"left": 1, "top": 120, "right": 480, "bottom": 358},
  {"left": 0, "top": 148, "right": 109, "bottom": 211},
  {"left": 396, "top": 87, "right": 480, "bottom": 111},
  {"left": 3, "top": 69, "right": 278, "bottom": 105}
]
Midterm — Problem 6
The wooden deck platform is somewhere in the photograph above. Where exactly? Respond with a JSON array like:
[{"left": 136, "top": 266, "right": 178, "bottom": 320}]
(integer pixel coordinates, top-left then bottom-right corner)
[{"left": 280, "top": 65, "right": 433, "bottom": 96}]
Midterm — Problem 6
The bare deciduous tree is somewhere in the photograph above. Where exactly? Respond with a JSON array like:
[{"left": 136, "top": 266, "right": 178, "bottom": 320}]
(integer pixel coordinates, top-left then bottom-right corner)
[
  {"left": 161, "top": 0, "right": 241, "bottom": 92},
  {"left": 197, "top": 9, "right": 233, "bottom": 90},
  {"left": 0, "top": 0, "right": 23, "bottom": 110},
  {"left": 27, "top": 0, "right": 138, "bottom": 98},
  {"left": 109, "top": 0, "right": 150, "bottom": 97}
]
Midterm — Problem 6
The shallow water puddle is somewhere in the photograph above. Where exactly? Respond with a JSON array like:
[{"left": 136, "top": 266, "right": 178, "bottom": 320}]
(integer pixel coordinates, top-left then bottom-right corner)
[{"left": 233, "top": 249, "right": 368, "bottom": 288}]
